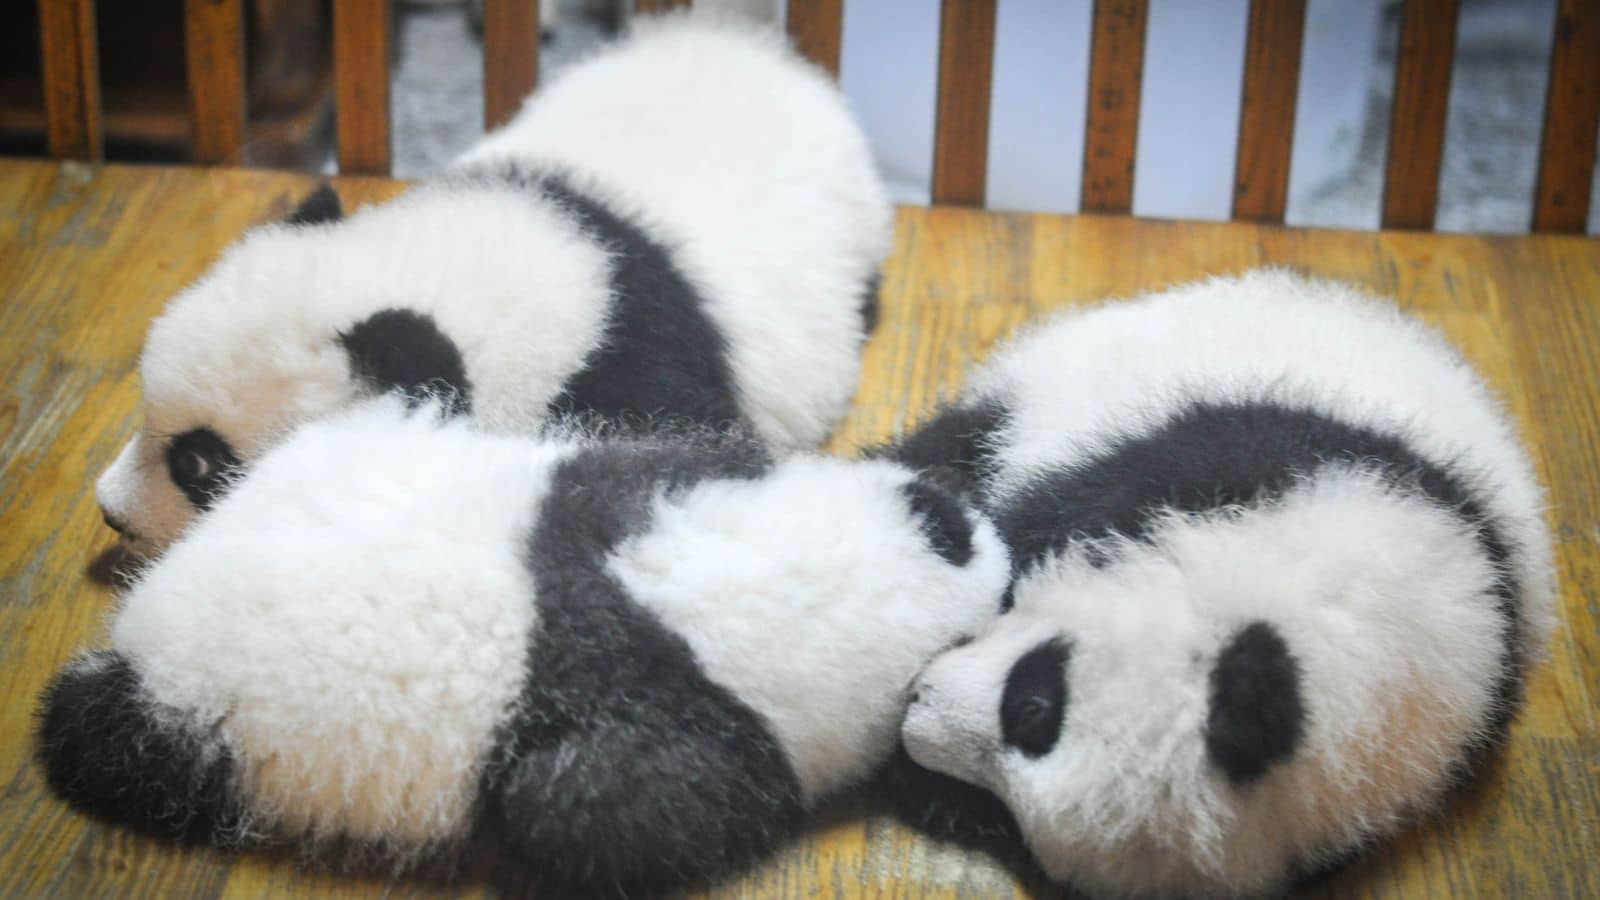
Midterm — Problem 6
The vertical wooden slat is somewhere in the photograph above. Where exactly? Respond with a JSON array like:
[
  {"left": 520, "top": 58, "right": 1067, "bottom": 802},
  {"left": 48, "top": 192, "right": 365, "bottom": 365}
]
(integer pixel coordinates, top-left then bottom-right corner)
[
  {"left": 334, "top": 0, "right": 392, "bottom": 175},
  {"left": 1231, "top": 0, "right": 1306, "bottom": 223},
  {"left": 1081, "top": 0, "right": 1147, "bottom": 214},
  {"left": 483, "top": 0, "right": 539, "bottom": 131},
  {"left": 787, "top": 0, "right": 844, "bottom": 77},
  {"left": 37, "top": 0, "right": 102, "bottom": 161},
  {"left": 635, "top": 0, "right": 691, "bottom": 12},
  {"left": 931, "top": 0, "right": 997, "bottom": 206},
  {"left": 184, "top": 0, "right": 248, "bottom": 164},
  {"left": 1532, "top": 0, "right": 1599, "bottom": 233},
  {"left": 1380, "top": 0, "right": 1460, "bottom": 230}
]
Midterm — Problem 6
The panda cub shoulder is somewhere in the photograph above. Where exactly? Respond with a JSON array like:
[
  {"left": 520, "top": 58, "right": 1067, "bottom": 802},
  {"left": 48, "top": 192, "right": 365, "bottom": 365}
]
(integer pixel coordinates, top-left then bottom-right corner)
[
  {"left": 894, "top": 270, "right": 1556, "bottom": 898},
  {"left": 41, "top": 399, "right": 1009, "bottom": 895}
]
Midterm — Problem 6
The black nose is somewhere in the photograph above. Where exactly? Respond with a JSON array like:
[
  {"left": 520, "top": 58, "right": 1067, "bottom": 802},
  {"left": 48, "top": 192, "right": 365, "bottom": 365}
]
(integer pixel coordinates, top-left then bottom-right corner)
[{"left": 102, "top": 508, "right": 130, "bottom": 535}]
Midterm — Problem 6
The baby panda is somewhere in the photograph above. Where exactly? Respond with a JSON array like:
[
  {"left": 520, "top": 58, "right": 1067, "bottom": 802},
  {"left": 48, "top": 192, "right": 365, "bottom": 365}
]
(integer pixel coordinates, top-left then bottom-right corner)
[
  {"left": 97, "top": 14, "right": 892, "bottom": 556},
  {"left": 41, "top": 398, "right": 1009, "bottom": 895},
  {"left": 891, "top": 270, "right": 1556, "bottom": 898}
]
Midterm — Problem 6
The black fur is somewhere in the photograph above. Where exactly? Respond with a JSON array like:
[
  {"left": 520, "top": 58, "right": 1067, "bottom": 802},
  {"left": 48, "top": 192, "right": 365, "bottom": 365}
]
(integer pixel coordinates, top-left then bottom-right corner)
[
  {"left": 517, "top": 173, "right": 748, "bottom": 433},
  {"left": 873, "top": 743, "right": 1021, "bottom": 850},
  {"left": 884, "top": 399, "right": 1008, "bottom": 498},
  {"left": 992, "top": 400, "right": 1524, "bottom": 750},
  {"left": 1205, "top": 621, "right": 1304, "bottom": 784},
  {"left": 901, "top": 478, "right": 975, "bottom": 566},
  {"left": 481, "top": 434, "right": 804, "bottom": 897},
  {"left": 165, "top": 427, "right": 243, "bottom": 511},
  {"left": 1000, "top": 638, "right": 1070, "bottom": 758},
  {"left": 35, "top": 652, "right": 244, "bottom": 845},
  {"left": 284, "top": 184, "right": 344, "bottom": 226},
  {"left": 339, "top": 308, "right": 473, "bottom": 415}
]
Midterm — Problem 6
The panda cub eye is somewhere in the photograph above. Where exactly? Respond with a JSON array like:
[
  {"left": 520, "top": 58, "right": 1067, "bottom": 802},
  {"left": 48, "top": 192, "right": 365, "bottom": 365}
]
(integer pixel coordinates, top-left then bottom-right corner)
[
  {"left": 165, "top": 428, "right": 242, "bottom": 511},
  {"left": 1000, "top": 638, "right": 1070, "bottom": 758}
]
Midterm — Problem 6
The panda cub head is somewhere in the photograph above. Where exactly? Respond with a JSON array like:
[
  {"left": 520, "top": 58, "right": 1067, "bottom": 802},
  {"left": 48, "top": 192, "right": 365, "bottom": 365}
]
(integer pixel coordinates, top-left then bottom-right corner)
[{"left": 95, "top": 182, "right": 610, "bottom": 556}]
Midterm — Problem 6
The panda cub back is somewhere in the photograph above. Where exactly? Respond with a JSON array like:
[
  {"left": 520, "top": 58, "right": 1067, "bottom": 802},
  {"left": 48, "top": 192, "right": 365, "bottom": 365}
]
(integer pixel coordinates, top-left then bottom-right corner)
[
  {"left": 40, "top": 399, "right": 1010, "bottom": 895},
  {"left": 896, "top": 270, "right": 1556, "bottom": 898}
]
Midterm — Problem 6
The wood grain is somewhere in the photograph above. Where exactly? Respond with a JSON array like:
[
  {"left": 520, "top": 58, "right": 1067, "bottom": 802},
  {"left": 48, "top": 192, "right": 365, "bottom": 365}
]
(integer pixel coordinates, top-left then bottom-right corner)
[
  {"left": 1, "top": 159, "right": 1597, "bottom": 899},
  {"left": 634, "top": 0, "right": 691, "bottom": 13},
  {"left": 1532, "top": 0, "right": 1599, "bottom": 234},
  {"left": 1081, "top": 0, "right": 1148, "bottom": 215},
  {"left": 786, "top": 0, "right": 844, "bottom": 78},
  {"left": 36, "top": 0, "right": 103, "bottom": 161},
  {"left": 1381, "top": 0, "right": 1461, "bottom": 231},
  {"left": 482, "top": 0, "right": 538, "bottom": 131},
  {"left": 334, "top": 0, "right": 393, "bottom": 175},
  {"left": 184, "top": 0, "right": 249, "bottom": 164},
  {"left": 931, "top": 0, "right": 997, "bottom": 207},
  {"left": 1232, "top": 0, "right": 1307, "bottom": 224}
]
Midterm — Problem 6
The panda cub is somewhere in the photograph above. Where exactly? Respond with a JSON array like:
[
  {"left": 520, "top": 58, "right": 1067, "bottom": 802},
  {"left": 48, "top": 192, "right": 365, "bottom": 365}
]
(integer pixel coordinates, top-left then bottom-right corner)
[
  {"left": 96, "top": 15, "right": 892, "bottom": 556},
  {"left": 893, "top": 270, "right": 1556, "bottom": 898},
  {"left": 41, "top": 399, "right": 1009, "bottom": 895}
]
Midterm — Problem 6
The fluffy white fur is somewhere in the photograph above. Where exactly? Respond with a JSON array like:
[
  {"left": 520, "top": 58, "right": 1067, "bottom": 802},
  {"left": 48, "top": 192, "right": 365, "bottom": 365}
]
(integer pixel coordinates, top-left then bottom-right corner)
[
  {"left": 81, "top": 398, "right": 1006, "bottom": 860},
  {"left": 99, "top": 14, "right": 891, "bottom": 555},
  {"left": 901, "top": 270, "right": 1556, "bottom": 898}
]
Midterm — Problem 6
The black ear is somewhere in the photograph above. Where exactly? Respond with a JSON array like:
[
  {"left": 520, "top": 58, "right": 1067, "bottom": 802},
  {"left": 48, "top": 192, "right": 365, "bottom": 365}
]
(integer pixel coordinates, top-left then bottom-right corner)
[
  {"left": 879, "top": 400, "right": 1007, "bottom": 498},
  {"left": 338, "top": 308, "right": 474, "bottom": 415},
  {"left": 901, "top": 475, "right": 976, "bottom": 566},
  {"left": 1205, "top": 621, "right": 1305, "bottom": 784},
  {"left": 284, "top": 183, "right": 343, "bottom": 226}
]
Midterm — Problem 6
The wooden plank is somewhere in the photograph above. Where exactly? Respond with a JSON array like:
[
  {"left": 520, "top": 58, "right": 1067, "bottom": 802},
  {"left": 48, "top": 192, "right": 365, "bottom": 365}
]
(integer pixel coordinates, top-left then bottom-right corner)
[
  {"left": 1, "top": 159, "right": 1599, "bottom": 898},
  {"left": 1381, "top": 0, "right": 1461, "bottom": 231},
  {"left": 1231, "top": 0, "right": 1307, "bottom": 223},
  {"left": 1532, "top": 0, "right": 1600, "bottom": 233},
  {"left": 1081, "top": 0, "right": 1148, "bottom": 214},
  {"left": 36, "top": 0, "right": 103, "bottom": 161},
  {"left": 635, "top": 0, "right": 692, "bottom": 12},
  {"left": 930, "top": 0, "right": 997, "bottom": 207},
  {"left": 483, "top": 0, "right": 539, "bottom": 131},
  {"left": 334, "top": 0, "right": 392, "bottom": 175},
  {"left": 184, "top": 0, "right": 249, "bottom": 165},
  {"left": 786, "top": 0, "right": 844, "bottom": 77}
]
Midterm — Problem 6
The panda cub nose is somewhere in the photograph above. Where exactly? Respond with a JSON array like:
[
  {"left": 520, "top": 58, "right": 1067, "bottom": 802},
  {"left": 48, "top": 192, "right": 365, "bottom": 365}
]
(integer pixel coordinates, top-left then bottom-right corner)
[{"left": 101, "top": 507, "right": 131, "bottom": 536}]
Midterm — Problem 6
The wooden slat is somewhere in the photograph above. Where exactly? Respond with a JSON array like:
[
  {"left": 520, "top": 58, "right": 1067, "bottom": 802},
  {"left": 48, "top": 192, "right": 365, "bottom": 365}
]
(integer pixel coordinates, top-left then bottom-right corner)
[
  {"left": 786, "top": 0, "right": 844, "bottom": 77},
  {"left": 1532, "top": 0, "right": 1599, "bottom": 233},
  {"left": 334, "top": 0, "right": 392, "bottom": 175},
  {"left": 483, "top": 0, "right": 539, "bottom": 131},
  {"left": 1381, "top": 0, "right": 1460, "bottom": 230},
  {"left": 36, "top": 0, "right": 103, "bottom": 161},
  {"left": 635, "top": 0, "right": 692, "bottom": 12},
  {"left": 1231, "top": 0, "right": 1307, "bottom": 223},
  {"left": 930, "top": 0, "right": 997, "bottom": 207},
  {"left": 184, "top": 0, "right": 249, "bottom": 164},
  {"left": 1081, "top": 0, "right": 1148, "bottom": 214}
]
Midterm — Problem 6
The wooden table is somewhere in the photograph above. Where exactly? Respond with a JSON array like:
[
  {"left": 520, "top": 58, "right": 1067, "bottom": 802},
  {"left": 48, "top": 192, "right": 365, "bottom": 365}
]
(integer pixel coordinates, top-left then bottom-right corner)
[{"left": 2, "top": 159, "right": 1596, "bottom": 898}]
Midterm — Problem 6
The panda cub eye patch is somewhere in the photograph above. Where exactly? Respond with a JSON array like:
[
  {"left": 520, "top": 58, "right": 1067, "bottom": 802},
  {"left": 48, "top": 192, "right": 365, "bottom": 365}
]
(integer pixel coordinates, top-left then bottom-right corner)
[
  {"left": 165, "top": 428, "right": 242, "bottom": 512},
  {"left": 1000, "top": 638, "right": 1070, "bottom": 758}
]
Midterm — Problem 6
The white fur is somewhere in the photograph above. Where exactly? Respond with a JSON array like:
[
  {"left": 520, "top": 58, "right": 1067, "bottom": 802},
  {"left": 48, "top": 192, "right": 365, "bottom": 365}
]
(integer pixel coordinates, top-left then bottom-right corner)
[
  {"left": 100, "top": 15, "right": 890, "bottom": 555},
  {"left": 902, "top": 271, "right": 1557, "bottom": 898},
  {"left": 609, "top": 457, "right": 1010, "bottom": 803}
]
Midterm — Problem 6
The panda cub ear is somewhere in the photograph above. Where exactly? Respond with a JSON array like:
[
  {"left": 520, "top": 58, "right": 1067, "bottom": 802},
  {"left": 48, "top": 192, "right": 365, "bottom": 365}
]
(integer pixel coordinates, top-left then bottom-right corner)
[
  {"left": 1204, "top": 620, "right": 1305, "bottom": 785},
  {"left": 901, "top": 474, "right": 975, "bottom": 566},
  {"left": 283, "top": 183, "right": 343, "bottom": 226}
]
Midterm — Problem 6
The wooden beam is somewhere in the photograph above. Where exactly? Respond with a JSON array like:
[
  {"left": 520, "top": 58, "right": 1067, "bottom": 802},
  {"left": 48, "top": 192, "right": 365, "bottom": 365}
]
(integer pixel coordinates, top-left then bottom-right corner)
[
  {"left": 635, "top": 0, "right": 691, "bottom": 12},
  {"left": 483, "top": 0, "right": 539, "bottom": 131},
  {"left": 1081, "top": 0, "right": 1147, "bottom": 214},
  {"left": 334, "top": 0, "right": 392, "bottom": 175},
  {"left": 1231, "top": 0, "right": 1306, "bottom": 223},
  {"left": 37, "top": 0, "right": 103, "bottom": 161},
  {"left": 1381, "top": 0, "right": 1460, "bottom": 230},
  {"left": 786, "top": 0, "right": 844, "bottom": 77},
  {"left": 1532, "top": 0, "right": 1599, "bottom": 233},
  {"left": 931, "top": 0, "right": 997, "bottom": 206},
  {"left": 184, "top": 0, "right": 249, "bottom": 164}
]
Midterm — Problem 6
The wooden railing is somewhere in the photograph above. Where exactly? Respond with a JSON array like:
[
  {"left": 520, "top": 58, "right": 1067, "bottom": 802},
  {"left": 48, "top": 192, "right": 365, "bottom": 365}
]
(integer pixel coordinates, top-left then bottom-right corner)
[{"left": 32, "top": 0, "right": 1600, "bottom": 233}]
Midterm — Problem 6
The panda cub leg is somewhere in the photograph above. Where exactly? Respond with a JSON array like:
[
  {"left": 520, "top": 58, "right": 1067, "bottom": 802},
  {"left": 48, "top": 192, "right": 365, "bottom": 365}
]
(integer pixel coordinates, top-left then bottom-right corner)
[{"left": 35, "top": 651, "right": 248, "bottom": 846}]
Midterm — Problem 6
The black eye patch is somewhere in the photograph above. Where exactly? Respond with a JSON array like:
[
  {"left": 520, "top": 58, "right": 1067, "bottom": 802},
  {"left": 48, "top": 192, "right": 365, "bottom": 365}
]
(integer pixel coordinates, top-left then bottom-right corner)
[
  {"left": 1000, "top": 638, "right": 1070, "bottom": 758},
  {"left": 165, "top": 428, "right": 242, "bottom": 511}
]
